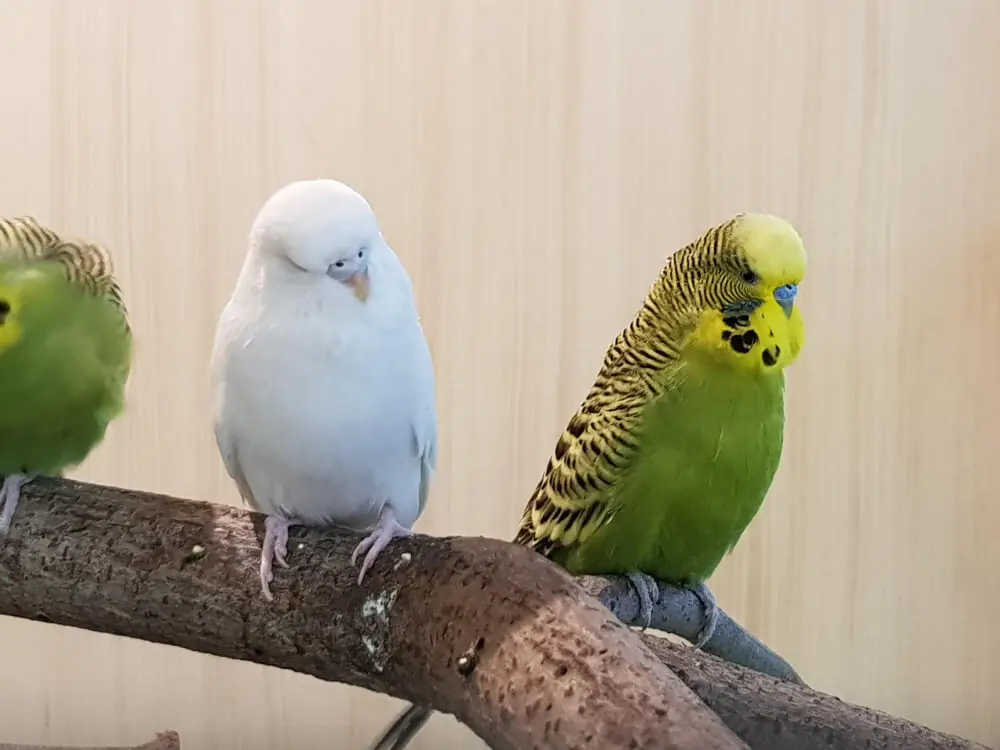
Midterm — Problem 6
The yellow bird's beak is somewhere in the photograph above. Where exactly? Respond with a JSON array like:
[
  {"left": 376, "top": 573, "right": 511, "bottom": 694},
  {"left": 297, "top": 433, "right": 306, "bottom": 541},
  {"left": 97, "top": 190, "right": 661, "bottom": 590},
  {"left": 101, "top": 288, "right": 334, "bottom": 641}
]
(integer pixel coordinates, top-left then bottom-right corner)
[{"left": 348, "top": 269, "right": 370, "bottom": 302}]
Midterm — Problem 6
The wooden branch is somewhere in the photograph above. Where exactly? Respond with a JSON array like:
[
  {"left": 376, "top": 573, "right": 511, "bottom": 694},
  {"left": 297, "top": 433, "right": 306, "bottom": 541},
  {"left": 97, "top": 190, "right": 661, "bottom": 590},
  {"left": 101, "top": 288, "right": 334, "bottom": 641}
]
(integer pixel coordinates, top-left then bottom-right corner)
[
  {"left": 0, "top": 478, "right": 744, "bottom": 750},
  {"left": 0, "top": 731, "right": 180, "bottom": 750},
  {"left": 642, "top": 639, "right": 992, "bottom": 750},
  {"left": 576, "top": 575, "right": 803, "bottom": 683},
  {"left": 0, "top": 479, "right": 990, "bottom": 750}
]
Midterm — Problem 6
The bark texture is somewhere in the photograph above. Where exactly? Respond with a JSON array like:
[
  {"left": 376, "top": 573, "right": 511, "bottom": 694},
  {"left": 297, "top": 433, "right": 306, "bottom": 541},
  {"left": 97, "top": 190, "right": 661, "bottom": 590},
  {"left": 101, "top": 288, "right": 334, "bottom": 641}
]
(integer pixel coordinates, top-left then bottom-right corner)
[
  {"left": 0, "top": 478, "right": 991, "bottom": 750},
  {"left": 644, "top": 639, "right": 993, "bottom": 750},
  {"left": 0, "top": 478, "right": 742, "bottom": 750},
  {"left": 0, "top": 731, "right": 180, "bottom": 750}
]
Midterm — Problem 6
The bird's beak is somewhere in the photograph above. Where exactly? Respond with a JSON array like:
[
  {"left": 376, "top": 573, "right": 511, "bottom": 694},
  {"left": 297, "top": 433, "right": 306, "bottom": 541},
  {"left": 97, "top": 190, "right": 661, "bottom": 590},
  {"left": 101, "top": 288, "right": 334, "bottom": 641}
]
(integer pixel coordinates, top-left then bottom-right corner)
[
  {"left": 774, "top": 284, "right": 798, "bottom": 317},
  {"left": 347, "top": 268, "right": 370, "bottom": 302}
]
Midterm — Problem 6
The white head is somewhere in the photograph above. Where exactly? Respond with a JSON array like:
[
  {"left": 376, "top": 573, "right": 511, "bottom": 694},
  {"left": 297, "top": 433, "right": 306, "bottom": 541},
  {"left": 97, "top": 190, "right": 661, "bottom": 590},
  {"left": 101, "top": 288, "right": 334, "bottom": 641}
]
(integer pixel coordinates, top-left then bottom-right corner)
[{"left": 249, "top": 179, "right": 380, "bottom": 302}]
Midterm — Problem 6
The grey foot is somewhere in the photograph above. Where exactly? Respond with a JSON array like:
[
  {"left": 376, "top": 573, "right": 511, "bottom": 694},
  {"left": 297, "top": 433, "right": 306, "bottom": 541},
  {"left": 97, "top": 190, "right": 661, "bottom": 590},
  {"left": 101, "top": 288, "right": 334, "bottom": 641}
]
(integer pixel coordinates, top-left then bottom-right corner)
[
  {"left": 0, "top": 473, "right": 37, "bottom": 536},
  {"left": 624, "top": 570, "right": 660, "bottom": 630},
  {"left": 351, "top": 505, "right": 412, "bottom": 585},
  {"left": 259, "top": 515, "right": 294, "bottom": 601},
  {"left": 690, "top": 582, "right": 718, "bottom": 648}
]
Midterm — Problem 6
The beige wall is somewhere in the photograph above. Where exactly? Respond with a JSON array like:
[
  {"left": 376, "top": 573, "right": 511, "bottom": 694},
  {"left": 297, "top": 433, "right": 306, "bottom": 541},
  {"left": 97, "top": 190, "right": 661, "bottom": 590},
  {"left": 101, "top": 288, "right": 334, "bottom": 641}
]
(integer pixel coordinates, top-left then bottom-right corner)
[{"left": 0, "top": 0, "right": 997, "bottom": 747}]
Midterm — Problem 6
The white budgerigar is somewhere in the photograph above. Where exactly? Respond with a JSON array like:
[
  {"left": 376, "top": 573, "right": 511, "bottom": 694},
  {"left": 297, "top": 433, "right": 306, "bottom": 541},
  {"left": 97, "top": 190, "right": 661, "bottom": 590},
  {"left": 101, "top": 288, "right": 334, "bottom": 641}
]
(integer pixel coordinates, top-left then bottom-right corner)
[{"left": 210, "top": 178, "right": 438, "bottom": 600}]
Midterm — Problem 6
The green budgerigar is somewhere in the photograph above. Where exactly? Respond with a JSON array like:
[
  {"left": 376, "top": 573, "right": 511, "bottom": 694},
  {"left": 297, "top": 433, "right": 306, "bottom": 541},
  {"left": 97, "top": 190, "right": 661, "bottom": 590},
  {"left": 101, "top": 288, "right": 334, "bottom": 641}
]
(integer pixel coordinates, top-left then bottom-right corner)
[
  {"left": 0, "top": 216, "right": 132, "bottom": 534},
  {"left": 366, "top": 212, "right": 806, "bottom": 750},
  {"left": 512, "top": 211, "right": 806, "bottom": 641}
]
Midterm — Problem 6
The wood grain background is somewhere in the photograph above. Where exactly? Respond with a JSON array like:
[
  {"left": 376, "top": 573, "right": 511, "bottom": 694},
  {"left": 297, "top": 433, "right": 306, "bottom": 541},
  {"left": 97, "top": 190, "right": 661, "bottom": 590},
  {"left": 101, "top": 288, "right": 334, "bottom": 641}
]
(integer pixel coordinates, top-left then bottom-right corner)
[{"left": 0, "top": 1, "right": 997, "bottom": 747}]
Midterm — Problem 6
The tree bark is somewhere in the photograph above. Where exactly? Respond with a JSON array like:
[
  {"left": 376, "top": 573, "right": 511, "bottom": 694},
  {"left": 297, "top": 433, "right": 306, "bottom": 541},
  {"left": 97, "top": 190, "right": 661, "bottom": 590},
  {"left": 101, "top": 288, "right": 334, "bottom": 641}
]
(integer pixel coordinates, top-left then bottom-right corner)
[
  {"left": 0, "top": 478, "right": 743, "bottom": 750},
  {"left": 643, "top": 639, "right": 992, "bottom": 750},
  {"left": 0, "top": 478, "right": 991, "bottom": 750},
  {"left": 0, "top": 731, "right": 180, "bottom": 750}
]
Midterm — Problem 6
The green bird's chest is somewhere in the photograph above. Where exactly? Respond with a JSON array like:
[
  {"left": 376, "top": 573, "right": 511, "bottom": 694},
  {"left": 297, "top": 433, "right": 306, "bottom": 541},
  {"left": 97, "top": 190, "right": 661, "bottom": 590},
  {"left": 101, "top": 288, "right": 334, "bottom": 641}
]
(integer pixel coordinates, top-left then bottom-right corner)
[{"left": 564, "top": 360, "right": 786, "bottom": 585}]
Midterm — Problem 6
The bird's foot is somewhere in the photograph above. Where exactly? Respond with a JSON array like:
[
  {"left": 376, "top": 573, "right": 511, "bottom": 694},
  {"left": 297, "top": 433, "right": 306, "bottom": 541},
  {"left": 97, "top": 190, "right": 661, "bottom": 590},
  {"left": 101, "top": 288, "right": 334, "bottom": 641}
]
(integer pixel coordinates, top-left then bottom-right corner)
[
  {"left": 0, "top": 473, "right": 37, "bottom": 536},
  {"left": 351, "top": 506, "right": 412, "bottom": 585},
  {"left": 624, "top": 570, "right": 660, "bottom": 631},
  {"left": 259, "top": 515, "right": 293, "bottom": 601},
  {"left": 689, "top": 582, "right": 718, "bottom": 648}
]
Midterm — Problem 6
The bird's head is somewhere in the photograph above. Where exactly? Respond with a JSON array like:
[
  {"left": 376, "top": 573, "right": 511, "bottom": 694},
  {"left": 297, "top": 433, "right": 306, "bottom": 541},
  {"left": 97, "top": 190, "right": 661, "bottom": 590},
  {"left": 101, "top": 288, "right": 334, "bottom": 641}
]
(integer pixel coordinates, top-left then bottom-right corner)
[
  {"left": 677, "top": 213, "right": 807, "bottom": 373},
  {"left": 250, "top": 179, "right": 382, "bottom": 302}
]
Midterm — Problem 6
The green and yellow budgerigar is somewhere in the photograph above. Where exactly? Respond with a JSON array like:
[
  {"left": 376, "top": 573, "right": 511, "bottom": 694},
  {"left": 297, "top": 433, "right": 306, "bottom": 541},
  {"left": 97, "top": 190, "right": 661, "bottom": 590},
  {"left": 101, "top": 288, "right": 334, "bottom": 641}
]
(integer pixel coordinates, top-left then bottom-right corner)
[
  {"left": 365, "top": 212, "right": 806, "bottom": 750},
  {"left": 512, "top": 211, "right": 805, "bottom": 642},
  {"left": 0, "top": 216, "right": 132, "bottom": 533}
]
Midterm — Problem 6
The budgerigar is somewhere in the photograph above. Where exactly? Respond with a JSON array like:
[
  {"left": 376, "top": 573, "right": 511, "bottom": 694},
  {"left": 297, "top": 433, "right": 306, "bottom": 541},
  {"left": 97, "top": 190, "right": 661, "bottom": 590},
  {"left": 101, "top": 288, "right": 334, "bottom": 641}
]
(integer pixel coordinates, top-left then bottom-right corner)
[
  {"left": 210, "top": 179, "right": 438, "bottom": 601},
  {"left": 0, "top": 216, "right": 132, "bottom": 534},
  {"left": 366, "top": 212, "right": 806, "bottom": 750}
]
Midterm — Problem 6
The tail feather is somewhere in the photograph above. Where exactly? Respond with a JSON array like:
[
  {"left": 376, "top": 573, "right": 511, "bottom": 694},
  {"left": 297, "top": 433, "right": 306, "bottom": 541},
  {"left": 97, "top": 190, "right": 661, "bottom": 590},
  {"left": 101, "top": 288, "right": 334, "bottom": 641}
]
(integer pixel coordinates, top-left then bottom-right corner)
[{"left": 365, "top": 704, "right": 433, "bottom": 750}]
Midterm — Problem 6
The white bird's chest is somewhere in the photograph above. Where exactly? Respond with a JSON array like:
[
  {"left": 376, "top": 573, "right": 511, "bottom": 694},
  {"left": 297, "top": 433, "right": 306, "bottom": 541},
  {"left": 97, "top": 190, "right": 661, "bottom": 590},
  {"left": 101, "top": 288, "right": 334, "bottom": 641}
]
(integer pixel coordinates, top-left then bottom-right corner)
[{"left": 215, "top": 299, "right": 425, "bottom": 527}]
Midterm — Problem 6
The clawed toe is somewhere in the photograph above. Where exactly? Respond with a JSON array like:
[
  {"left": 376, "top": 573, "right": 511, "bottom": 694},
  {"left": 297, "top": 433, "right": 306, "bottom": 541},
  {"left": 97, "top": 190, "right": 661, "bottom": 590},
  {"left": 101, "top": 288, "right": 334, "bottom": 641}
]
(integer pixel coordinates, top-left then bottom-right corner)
[
  {"left": 690, "top": 582, "right": 718, "bottom": 648},
  {"left": 625, "top": 570, "right": 659, "bottom": 631},
  {"left": 351, "top": 506, "right": 413, "bottom": 585}
]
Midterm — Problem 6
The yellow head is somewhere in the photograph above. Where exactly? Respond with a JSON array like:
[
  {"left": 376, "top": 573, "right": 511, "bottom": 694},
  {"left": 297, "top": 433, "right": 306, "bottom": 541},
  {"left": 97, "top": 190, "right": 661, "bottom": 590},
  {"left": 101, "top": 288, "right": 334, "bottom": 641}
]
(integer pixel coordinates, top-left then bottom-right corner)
[{"left": 679, "top": 213, "right": 806, "bottom": 373}]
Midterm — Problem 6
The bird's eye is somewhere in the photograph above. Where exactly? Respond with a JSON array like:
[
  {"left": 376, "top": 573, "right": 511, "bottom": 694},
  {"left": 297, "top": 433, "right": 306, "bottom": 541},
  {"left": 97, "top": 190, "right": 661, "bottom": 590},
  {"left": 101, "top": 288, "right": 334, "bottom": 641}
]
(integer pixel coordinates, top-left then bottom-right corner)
[
  {"left": 334, "top": 260, "right": 345, "bottom": 268},
  {"left": 741, "top": 270, "right": 760, "bottom": 285},
  {"left": 357, "top": 247, "right": 366, "bottom": 258}
]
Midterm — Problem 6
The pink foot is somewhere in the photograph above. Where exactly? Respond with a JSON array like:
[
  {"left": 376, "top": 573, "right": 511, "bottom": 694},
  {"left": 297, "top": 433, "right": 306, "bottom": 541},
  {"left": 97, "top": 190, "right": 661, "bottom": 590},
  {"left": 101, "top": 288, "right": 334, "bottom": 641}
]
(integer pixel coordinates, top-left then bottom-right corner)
[
  {"left": 259, "top": 515, "right": 294, "bottom": 601},
  {"left": 350, "top": 506, "right": 412, "bottom": 585},
  {"left": 0, "top": 473, "right": 36, "bottom": 536}
]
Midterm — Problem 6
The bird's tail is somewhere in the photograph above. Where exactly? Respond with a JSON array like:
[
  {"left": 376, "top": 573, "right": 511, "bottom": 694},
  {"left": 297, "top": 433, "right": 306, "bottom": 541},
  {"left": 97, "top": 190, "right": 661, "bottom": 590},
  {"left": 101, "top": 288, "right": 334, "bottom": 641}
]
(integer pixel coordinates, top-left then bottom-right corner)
[{"left": 366, "top": 704, "right": 433, "bottom": 750}]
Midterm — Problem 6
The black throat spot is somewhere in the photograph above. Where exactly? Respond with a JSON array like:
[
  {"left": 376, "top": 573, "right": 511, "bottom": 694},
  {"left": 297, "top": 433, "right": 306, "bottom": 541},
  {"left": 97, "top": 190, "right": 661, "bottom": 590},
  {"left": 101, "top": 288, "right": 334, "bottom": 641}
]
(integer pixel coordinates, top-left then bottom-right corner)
[
  {"left": 0, "top": 299, "right": 9, "bottom": 325},
  {"left": 727, "top": 329, "right": 759, "bottom": 354}
]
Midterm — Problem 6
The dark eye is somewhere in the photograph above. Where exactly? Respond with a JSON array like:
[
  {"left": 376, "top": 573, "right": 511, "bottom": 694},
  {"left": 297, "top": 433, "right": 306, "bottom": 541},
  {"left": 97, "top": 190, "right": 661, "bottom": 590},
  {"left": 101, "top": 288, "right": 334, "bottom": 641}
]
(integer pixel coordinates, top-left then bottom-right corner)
[
  {"left": 741, "top": 270, "right": 759, "bottom": 285},
  {"left": 334, "top": 260, "right": 345, "bottom": 268},
  {"left": 358, "top": 247, "right": 366, "bottom": 258}
]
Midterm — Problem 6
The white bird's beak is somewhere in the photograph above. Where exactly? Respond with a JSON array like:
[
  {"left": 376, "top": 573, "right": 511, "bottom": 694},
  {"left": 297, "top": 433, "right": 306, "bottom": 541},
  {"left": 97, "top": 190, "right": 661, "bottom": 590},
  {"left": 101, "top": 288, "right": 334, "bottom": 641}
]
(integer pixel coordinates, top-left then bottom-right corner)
[{"left": 347, "top": 268, "right": 370, "bottom": 302}]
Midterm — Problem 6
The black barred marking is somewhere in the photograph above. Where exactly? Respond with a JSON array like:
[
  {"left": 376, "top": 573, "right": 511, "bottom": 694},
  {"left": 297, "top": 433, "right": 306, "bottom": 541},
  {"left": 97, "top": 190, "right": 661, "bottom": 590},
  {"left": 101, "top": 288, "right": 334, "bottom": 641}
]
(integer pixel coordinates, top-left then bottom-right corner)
[
  {"left": 721, "top": 330, "right": 731, "bottom": 341},
  {"left": 722, "top": 314, "right": 751, "bottom": 329},
  {"left": 0, "top": 217, "right": 130, "bottom": 334},
  {"left": 604, "top": 448, "right": 626, "bottom": 470},
  {"left": 554, "top": 436, "right": 571, "bottom": 461},
  {"left": 567, "top": 416, "right": 587, "bottom": 437},
  {"left": 578, "top": 502, "right": 599, "bottom": 529}
]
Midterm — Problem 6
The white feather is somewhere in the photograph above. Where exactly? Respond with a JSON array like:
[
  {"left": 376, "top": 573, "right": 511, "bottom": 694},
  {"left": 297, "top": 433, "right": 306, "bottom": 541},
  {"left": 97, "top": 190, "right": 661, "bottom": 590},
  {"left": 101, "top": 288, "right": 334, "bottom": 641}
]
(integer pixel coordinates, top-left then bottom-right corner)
[{"left": 210, "top": 180, "right": 437, "bottom": 532}]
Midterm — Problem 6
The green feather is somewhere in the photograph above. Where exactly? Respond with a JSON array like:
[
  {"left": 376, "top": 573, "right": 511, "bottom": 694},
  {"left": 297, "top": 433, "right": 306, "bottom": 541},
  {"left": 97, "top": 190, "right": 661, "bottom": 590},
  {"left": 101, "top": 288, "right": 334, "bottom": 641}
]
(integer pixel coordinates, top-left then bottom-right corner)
[
  {"left": 554, "top": 350, "right": 784, "bottom": 585},
  {"left": 0, "top": 257, "right": 131, "bottom": 477},
  {"left": 514, "top": 213, "right": 806, "bottom": 592}
]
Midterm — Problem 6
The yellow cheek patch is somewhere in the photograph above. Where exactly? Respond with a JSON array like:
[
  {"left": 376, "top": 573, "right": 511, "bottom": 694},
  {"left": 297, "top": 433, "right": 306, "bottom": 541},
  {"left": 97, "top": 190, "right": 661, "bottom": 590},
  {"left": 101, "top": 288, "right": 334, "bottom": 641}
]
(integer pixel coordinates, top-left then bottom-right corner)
[
  {"left": 690, "top": 300, "right": 805, "bottom": 373},
  {"left": 0, "top": 285, "right": 23, "bottom": 354}
]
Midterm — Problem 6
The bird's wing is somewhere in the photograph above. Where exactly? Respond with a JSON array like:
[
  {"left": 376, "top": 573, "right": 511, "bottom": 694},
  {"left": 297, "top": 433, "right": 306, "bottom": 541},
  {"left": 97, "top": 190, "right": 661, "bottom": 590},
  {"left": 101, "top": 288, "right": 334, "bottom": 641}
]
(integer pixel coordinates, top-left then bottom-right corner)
[
  {"left": 411, "top": 334, "right": 438, "bottom": 518},
  {"left": 210, "top": 307, "right": 260, "bottom": 512},
  {"left": 213, "top": 416, "right": 259, "bottom": 510},
  {"left": 513, "top": 346, "right": 670, "bottom": 558}
]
